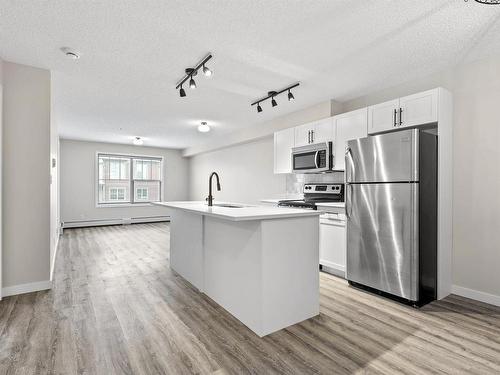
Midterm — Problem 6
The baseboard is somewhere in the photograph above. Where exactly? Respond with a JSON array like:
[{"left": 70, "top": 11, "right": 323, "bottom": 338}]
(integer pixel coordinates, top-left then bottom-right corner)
[
  {"left": 62, "top": 215, "right": 170, "bottom": 229},
  {"left": 452, "top": 285, "right": 500, "bottom": 307},
  {"left": 1, "top": 280, "right": 52, "bottom": 298}
]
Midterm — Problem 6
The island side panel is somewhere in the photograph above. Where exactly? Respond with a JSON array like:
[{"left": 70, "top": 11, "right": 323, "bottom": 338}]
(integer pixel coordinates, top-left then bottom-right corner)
[
  {"left": 261, "top": 216, "right": 320, "bottom": 336},
  {"left": 169, "top": 209, "right": 204, "bottom": 291},
  {"left": 203, "top": 217, "right": 263, "bottom": 336}
]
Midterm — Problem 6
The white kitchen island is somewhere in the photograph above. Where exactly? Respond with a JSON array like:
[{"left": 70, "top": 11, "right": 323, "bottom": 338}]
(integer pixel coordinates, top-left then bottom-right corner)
[{"left": 155, "top": 201, "right": 321, "bottom": 337}]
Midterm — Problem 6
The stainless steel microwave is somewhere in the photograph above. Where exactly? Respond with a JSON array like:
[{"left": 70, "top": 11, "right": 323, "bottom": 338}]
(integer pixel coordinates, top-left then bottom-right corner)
[{"left": 291, "top": 142, "right": 333, "bottom": 173}]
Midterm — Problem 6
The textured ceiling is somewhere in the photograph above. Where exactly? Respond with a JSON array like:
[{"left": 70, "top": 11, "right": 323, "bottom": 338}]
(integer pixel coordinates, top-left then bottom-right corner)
[{"left": 1, "top": 0, "right": 500, "bottom": 149}]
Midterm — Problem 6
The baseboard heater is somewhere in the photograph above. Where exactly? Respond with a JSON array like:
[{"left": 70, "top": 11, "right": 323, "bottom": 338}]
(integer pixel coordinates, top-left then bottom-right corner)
[{"left": 62, "top": 215, "right": 170, "bottom": 229}]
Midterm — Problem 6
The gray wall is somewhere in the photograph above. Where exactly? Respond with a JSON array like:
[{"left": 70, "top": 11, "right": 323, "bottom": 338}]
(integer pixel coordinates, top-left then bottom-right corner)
[
  {"left": 60, "top": 139, "right": 189, "bottom": 225},
  {"left": 2, "top": 61, "right": 51, "bottom": 289}
]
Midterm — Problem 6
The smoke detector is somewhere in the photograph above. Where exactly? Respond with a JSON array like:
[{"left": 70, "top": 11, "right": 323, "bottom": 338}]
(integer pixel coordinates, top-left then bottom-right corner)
[{"left": 60, "top": 47, "right": 80, "bottom": 60}]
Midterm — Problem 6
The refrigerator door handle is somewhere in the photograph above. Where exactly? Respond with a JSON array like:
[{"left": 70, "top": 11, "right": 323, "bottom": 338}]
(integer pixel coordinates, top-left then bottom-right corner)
[
  {"left": 345, "top": 184, "right": 352, "bottom": 220},
  {"left": 345, "top": 146, "right": 353, "bottom": 181}
]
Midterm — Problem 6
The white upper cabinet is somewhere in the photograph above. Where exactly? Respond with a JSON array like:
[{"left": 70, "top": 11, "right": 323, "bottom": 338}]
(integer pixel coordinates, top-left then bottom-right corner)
[
  {"left": 399, "top": 89, "right": 438, "bottom": 129},
  {"left": 294, "top": 118, "right": 334, "bottom": 147},
  {"left": 313, "top": 117, "right": 335, "bottom": 144},
  {"left": 333, "top": 108, "right": 368, "bottom": 170},
  {"left": 367, "top": 99, "right": 399, "bottom": 134},
  {"left": 274, "top": 127, "right": 295, "bottom": 174},
  {"left": 368, "top": 88, "right": 439, "bottom": 134},
  {"left": 294, "top": 122, "right": 314, "bottom": 147}
]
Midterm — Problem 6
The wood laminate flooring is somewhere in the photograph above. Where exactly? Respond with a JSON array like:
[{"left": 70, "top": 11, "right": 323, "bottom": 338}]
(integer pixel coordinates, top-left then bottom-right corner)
[{"left": 1, "top": 223, "right": 500, "bottom": 374}]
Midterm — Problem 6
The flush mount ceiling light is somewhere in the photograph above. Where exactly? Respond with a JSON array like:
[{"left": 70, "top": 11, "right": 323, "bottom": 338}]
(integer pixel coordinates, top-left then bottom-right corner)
[
  {"left": 133, "top": 137, "right": 144, "bottom": 145},
  {"left": 60, "top": 47, "right": 80, "bottom": 60},
  {"left": 198, "top": 121, "right": 210, "bottom": 133},
  {"left": 175, "top": 53, "right": 213, "bottom": 97},
  {"left": 251, "top": 83, "right": 299, "bottom": 113}
]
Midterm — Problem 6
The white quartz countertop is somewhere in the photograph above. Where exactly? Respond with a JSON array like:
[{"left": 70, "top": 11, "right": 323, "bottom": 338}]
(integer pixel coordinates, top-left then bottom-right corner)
[{"left": 154, "top": 201, "right": 321, "bottom": 221}]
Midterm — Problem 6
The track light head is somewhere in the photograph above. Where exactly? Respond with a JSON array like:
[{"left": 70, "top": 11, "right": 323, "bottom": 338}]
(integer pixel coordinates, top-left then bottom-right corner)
[
  {"left": 189, "top": 76, "right": 197, "bottom": 89},
  {"left": 288, "top": 90, "right": 294, "bottom": 101},
  {"left": 271, "top": 97, "right": 277, "bottom": 107},
  {"left": 257, "top": 103, "right": 263, "bottom": 113},
  {"left": 179, "top": 86, "right": 186, "bottom": 97},
  {"left": 202, "top": 64, "right": 213, "bottom": 77}
]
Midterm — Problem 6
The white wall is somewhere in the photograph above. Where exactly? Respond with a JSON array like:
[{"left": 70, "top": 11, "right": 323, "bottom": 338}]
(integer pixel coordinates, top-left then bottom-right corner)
[
  {"left": 189, "top": 136, "right": 286, "bottom": 204},
  {"left": 2, "top": 61, "right": 51, "bottom": 293},
  {"left": 340, "top": 55, "right": 500, "bottom": 302},
  {"left": 60, "top": 139, "right": 189, "bottom": 225}
]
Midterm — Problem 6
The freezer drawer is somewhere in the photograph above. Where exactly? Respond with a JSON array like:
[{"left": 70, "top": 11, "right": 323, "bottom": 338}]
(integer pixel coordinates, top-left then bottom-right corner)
[
  {"left": 346, "top": 129, "right": 419, "bottom": 183},
  {"left": 346, "top": 182, "right": 419, "bottom": 300}
]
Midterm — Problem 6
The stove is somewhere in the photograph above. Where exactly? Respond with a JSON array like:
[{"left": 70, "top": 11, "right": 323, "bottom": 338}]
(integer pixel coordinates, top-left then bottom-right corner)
[{"left": 278, "top": 183, "right": 344, "bottom": 210}]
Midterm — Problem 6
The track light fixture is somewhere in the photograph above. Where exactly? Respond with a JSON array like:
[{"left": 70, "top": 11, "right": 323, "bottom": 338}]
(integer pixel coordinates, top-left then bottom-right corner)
[
  {"left": 175, "top": 53, "right": 213, "bottom": 97},
  {"left": 251, "top": 83, "right": 299, "bottom": 113}
]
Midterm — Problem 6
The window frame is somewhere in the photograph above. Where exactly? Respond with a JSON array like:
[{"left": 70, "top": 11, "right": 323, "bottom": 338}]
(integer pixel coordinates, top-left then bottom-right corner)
[{"left": 95, "top": 152, "right": 163, "bottom": 207}]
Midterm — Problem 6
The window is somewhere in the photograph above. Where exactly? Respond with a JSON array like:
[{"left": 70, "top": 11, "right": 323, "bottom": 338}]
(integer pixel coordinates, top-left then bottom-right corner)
[
  {"left": 136, "top": 187, "right": 148, "bottom": 201},
  {"left": 97, "top": 153, "right": 162, "bottom": 205},
  {"left": 109, "top": 187, "right": 126, "bottom": 201}
]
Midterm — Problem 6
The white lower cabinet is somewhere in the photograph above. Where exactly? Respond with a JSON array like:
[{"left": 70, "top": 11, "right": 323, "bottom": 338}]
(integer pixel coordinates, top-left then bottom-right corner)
[{"left": 319, "top": 213, "right": 346, "bottom": 278}]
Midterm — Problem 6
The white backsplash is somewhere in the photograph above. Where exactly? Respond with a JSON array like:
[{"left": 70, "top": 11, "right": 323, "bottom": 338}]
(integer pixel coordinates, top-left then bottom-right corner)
[{"left": 285, "top": 172, "right": 344, "bottom": 196}]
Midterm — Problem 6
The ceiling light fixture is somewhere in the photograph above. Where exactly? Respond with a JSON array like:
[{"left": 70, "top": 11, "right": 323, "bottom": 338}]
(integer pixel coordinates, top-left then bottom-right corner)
[
  {"left": 60, "top": 47, "right": 80, "bottom": 60},
  {"left": 175, "top": 53, "right": 213, "bottom": 97},
  {"left": 198, "top": 121, "right": 211, "bottom": 133},
  {"left": 251, "top": 83, "right": 299, "bottom": 113},
  {"left": 133, "top": 137, "right": 144, "bottom": 146}
]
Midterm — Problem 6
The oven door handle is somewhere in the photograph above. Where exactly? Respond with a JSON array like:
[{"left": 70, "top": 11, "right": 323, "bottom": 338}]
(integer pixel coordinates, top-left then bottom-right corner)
[{"left": 314, "top": 151, "right": 320, "bottom": 169}]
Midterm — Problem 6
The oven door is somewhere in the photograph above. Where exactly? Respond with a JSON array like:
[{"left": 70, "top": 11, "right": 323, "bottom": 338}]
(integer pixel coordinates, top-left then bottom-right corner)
[{"left": 292, "top": 142, "right": 332, "bottom": 173}]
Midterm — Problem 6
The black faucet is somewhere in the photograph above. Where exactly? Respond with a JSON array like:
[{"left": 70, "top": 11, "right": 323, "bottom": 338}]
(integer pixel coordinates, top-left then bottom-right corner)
[{"left": 206, "top": 172, "right": 221, "bottom": 206}]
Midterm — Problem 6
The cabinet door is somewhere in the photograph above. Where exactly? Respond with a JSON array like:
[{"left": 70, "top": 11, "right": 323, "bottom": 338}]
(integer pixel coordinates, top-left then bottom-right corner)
[
  {"left": 274, "top": 127, "right": 295, "bottom": 174},
  {"left": 294, "top": 123, "right": 313, "bottom": 147},
  {"left": 319, "top": 216, "right": 346, "bottom": 277},
  {"left": 334, "top": 108, "right": 368, "bottom": 170},
  {"left": 312, "top": 117, "right": 334, "bottom": 144},
  {"left": 367, "top": 98, "right": 399, "bottom": 134},
  {"left": 399, "top": 88, "right": 438, "bottom": 128}
]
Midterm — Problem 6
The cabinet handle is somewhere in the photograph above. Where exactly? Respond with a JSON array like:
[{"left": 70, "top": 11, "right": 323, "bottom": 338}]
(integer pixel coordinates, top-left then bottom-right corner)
[
  {"left": 393, "top": 109, "right": 397, "bottom": 127},
  {"left": 399, "top": 108, "right": 403, "bottom": 126},
  {"left": 311, "top": 130, "right": 314, "bottom": 143},
  {"left": 308, "top": 130, "right": 311, "bottom": 144}
]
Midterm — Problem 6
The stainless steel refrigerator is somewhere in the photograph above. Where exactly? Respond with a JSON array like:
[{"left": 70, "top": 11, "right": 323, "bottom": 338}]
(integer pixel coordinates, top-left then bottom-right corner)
[{"left": 345, "top": 128, "right": 437, "bottom": 305}]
